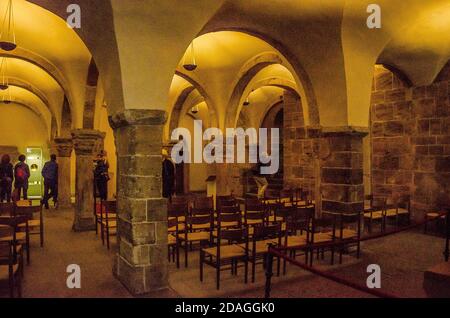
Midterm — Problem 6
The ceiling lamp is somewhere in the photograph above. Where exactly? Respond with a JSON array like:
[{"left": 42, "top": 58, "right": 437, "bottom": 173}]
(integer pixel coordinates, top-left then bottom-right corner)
[
  {"left": 243, "top": 96, "right": 250, "bottom": 107},
  {"left": 243, "top": 90, "right": 254, "bottom": 107},
  {"left": 191, "top": 105, "right": 199, "bottom": 114},
  {"left": 0, "top": 58, "right": 8, "bottom": 90},
  {"left": 1, "top": 83, "right": 11, "bottom": 103},
  {"left": 0, "top": 0, "right": 16, "bottom": 51},
  {"left": 183, "top": 41, "right": 197, "bottom": 72}
]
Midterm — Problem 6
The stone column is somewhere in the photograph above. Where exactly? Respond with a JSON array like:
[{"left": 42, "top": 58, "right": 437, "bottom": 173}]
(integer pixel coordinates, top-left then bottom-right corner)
[
  {"left": 71, "top": 129, "right": 105, "bottom": 231},
  {"left": 320, "top": 127, "right": 368, "bottom": 215},
  {"left": 109, "top": 109, "right": 168, "bottom": 295},
  {"left": 53, "top": 138, "right": 73, "bottom": 209}
]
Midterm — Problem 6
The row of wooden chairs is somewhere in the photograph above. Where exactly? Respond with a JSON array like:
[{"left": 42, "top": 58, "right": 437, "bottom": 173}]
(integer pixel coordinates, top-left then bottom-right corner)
[
  {"left": 0, "top": 200, "right": 44, "bottom": 297},
  {"left": 364, "top": 194, "right": 411, "bottom": 233}
]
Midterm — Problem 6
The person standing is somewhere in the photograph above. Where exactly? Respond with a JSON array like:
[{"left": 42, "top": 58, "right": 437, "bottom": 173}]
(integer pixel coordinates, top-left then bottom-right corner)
[
  {"left": 94, "top": 150, "right": 109, "bottom": 201},
  {"left": 14, "top": 154, "right": 30, "bottom": 200},
  {"left": 41, "top": 154, "right": 59, "bottom": 209},
  {"left": 0, "top": 154, "right": 13, "bottom": 203},
  {"left": 162, "top": 149, "right": 175, "bottom": 200}
]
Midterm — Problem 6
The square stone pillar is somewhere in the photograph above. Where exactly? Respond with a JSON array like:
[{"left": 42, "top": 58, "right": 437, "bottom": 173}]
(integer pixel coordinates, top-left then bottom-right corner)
[
  {"left": 320, "top": 127, "right": 368, "bottom": 215},
  {"left": 71, "top": 129, "right": 105, "bottom": 231},
  {"left": 53, "top": 138, "right": 73, "bottom": 209},
  {"left": 109, "top": 109, "right": 168, "bottom": 295}
]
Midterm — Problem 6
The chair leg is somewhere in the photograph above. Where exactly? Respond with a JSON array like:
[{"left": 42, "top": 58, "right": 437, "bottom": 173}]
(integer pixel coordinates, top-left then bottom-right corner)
[
  {"left": 199, "top": 250, "right": 204, "bottom": 282},
  {"left": 216, "top": 264, "right": 220, "bottom": 290},
  {"left": 40, "top": 223, "right": 44, "bottom": 247},
  {"left": 101, "top": 223, "right": 105, "bottom": 245},
  {"left": 244, "top": 258, "right": 248, "bottom": 284},
  {"left": 184, "top": 241, "right": 188, "bottom": 268},
  {"left": 106, "top": 226, "right": 110, "bottom": 250},
  {"left": 252, "top": 257, "right": 256, "bottom": 283},
  {"left": 176, "top": 240, "right": 180, "bottom": 269}
]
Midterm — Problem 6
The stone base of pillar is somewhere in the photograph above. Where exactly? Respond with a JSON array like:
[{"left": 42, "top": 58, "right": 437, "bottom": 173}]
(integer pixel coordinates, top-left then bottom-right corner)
[
  {"left": 114, "top": 254, "right": 169, "bottom": 295},
  {"left": 72, "top": 216, "right": 96, "bottom": 232}
]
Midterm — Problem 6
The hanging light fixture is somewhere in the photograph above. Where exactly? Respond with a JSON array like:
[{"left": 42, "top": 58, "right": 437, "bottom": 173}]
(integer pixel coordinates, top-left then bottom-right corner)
[
  {"left": 243, "top": 90, "right": 253, "bottom": 107},
  {"left": 0, "top": 57, "right": 8, "bottom": 90},
  {"left": 183, "top": 41, "right": 197, "bottom": 71},
  {"left": 191, "top": 104, "right": 199, "bottom": 114},
  {"left": 0, "top": 0, "right": 16, "bottom": 51},
  {"left": 1, "top": 89, "right": 12, "bottom": 104}
]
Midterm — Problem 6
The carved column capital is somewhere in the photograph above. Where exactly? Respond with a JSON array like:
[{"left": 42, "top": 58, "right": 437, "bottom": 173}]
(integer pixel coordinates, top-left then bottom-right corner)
[
  {"left": 53, "top": 137, "right": 73, "bottom": 157},
  {"left": 71, "top": 129, "right": 105, "bottom": 156}
]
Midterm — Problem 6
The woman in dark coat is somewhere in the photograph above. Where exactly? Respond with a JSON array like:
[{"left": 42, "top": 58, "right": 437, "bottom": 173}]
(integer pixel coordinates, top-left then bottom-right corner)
[{"left": 0, "top": 154, "right": 14, "bottom": 202}]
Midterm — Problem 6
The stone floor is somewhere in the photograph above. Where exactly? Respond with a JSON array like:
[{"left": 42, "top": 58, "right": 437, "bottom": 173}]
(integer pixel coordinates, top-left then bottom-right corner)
[{"left": 0, "top": 208, "right": 447, "bottom": 298}]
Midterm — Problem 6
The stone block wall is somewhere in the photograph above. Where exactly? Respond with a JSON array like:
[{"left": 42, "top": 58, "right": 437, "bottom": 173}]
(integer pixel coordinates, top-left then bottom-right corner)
[
  {"left": 283, "top": 91, "right": 317, "bottom": 193},
  {"left": 370, "top": 63, "right": 450, "bottom": 220}
]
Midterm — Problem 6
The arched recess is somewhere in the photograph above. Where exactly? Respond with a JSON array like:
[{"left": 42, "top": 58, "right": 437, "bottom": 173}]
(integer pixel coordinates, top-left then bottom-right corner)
[
  {"left": 83, "top": 59, "right": 100, "bottom": 129},
  {"left": 200, "top": 28, "right": 320, "bottom": 127},
  {"left": 168, "top": 86, "right": 195, "bottom": 138},
  {"left": 5, "top": 80, "right": 58, "bottom": 132},
  {"left": 0, "top": 51, "right": 74, "bottom": 116},
  {"left": 29, "top": 0, "right": 124, "bottom": 118},
  {"left": 175, "top": 71, "right": 218, "bottom": 128},
  {"left": 1, "top": 101, "right": 50, "bottom": 137}
]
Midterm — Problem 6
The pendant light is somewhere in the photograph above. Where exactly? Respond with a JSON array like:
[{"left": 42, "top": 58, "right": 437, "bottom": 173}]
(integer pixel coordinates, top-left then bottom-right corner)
[
  {"left": 0, "top": 57, "right": 8, "bottom": 90},
  {"left": 0, "top": 0, "right": 17, "bottom": 51},
  {"left": 1, "top": 87, "right": 11, "bottom": 103},
  {"left": 191, "top": 104, "right": 199, "bottom": 114},
  {"left": 183, "top": 41, "right": 197, "bottom": 71},
  {"left": 243, "top": 90, "right": 253, "bottom": 107}
]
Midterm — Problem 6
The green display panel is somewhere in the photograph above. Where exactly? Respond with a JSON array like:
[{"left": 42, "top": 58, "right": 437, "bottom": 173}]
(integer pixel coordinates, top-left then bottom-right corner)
[{"left": 26, "top": 147, "right": 43, "bottom": 198}]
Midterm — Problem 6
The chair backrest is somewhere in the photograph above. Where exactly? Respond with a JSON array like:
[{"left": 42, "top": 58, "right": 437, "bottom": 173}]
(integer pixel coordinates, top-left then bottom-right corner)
[
  {"left": 253, "top": 222, "right": 282, "bottom": 241},
  {"left": 168, "top": 202, "right": 188, "bottom": 218},
  {"left": 219, "top": 205, "right": 241, "bottom": 215},
  {"left": 0, "top": 202, "right": 15, "bottom": 216},
  {"left": 218, "top": 226, "right": 248, "bottom": 243},
  {"left": 372, "top": 196, "right": 387, "bottom": 209},
  {"left": 101, "top": 200, "right": 117, "bottom": 215},
  {"left": 286, "top": 206, "right": 314, "bottom": 232},
  {"left": 15, "top": 205, "right": 41, "bottom": 218},
  {"left": 397, "top": 194, "right": 411, "bottom": 209},
  {"left": 187, "top": 214, "right": 213, "bottom": 227},
  {"left": 171, "top": 196, "right": 189, "bottom": 205},
  {"left": 275, "top": 205, "right": 295, "bottom": 221},
  {"left": 217, "top": 195, "right": 237, "bottom": 209},
  {"left": 217, "top": 211, "right": 242, "bottom": 228},
  {"left": 194, "top": 196, "right": 214, "bottom": 209},
  {"left": 190, "top": 206, "right": 213, "bottom": 217}
]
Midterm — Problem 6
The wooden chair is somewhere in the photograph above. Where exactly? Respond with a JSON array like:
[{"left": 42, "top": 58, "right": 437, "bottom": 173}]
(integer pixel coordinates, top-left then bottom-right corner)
[
  {"left": 385, "top": 194, "right": 411, "bottom": 227},
  {"left": 244, "top": 199, "right": 267, "bottom": 227},
  {"left": 194, "top": 196, "right": 214, "bottom": 210},
  {"left": 200, "top": 225, "right": 249, "bottom": 290},
  {"left": 216, "top": 205, "right": 242, "bottom": 229},
  {"left": 282, "top": 206, "right": 314, "bottom": 273},
  {"left": 0, "top": 215, "right": 27, "bottom": 298},
  {"left": 217, "top": 195, "right": 238, "bottom": 210},
  {"left": 247, "top": 222, "right": 282, "bottom": 282},
  {"left": 307, "top": 212, "right": 337, "bottom": 266},
  {"left": 16, "top": 200, "right": 44, "bottom": 248},
  {"left": 333, "top": 211, "right": 362, "bottom": 264},
  {"left": 100, "top": 200, "right": 117, "bottom": 249},
  {"left": 168, "top": 201, "right": 188, "bottom": 268},
  {"left": 180, "top": 212, "right": 213, "bottom": 267},
  {"left": 364, "top": 196, "right": 387, "bottom": 233}
]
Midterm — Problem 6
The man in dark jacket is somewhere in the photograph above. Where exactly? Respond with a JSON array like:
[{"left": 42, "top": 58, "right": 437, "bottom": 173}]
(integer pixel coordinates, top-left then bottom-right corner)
[
  {"left": 0, "top": 154, "right": 13, "bottom": 202},
  {"left": 14, "top": 154, "right": 30, "bottom": 200},
  {"left": 41, "top": 154, "right": 58, "bottom": 209}
]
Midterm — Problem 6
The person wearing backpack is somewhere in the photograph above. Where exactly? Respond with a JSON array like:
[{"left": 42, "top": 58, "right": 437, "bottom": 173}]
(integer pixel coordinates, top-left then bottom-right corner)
[
  {"left": 14, "top": 154, "right": 30, "bottom": 200},
  {"left": 41, "top": 154, "right": 59, "bottom": 209},
  {"left": 0, "top": 154, "right": 13, "bottom": 203}
]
